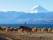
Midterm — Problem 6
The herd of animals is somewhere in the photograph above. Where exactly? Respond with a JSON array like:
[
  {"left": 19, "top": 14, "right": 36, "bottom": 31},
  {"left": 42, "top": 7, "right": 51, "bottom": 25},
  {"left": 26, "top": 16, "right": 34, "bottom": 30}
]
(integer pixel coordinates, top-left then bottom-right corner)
[{"left": 0, "top": 26, "right": 53, "bottom": 33}]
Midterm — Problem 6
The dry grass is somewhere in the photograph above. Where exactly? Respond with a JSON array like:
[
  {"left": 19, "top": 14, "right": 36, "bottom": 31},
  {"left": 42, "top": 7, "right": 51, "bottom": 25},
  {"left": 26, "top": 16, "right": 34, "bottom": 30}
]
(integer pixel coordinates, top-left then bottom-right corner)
[{"left": 0, "top": 30, "right": 53, "bottom": 40}]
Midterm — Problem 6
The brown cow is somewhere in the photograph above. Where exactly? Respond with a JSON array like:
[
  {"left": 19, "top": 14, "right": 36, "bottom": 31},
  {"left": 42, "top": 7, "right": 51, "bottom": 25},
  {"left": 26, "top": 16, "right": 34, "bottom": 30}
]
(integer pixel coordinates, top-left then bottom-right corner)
[
  {"left": 32, "top": 27, "right": 37, "bottom": 32},
  {"left": 10, "top": 27, "right": 14, "bottom": 31},
  {"left": 37, "top": 28, "right": 41, "bottom": 32},
  {"left": 48, "top": 28, "right": 52, "bottom": 33},
  {"left": 5, "top": 27, "right": 11, "bottom": 32},
  {"left": 14, "top": 28, "right": 18, "bottom": 31},
  {"left": 2, "top": 27, "right": 6, "bottom": 31},
  {"left": 41, "top": 28, "right": 48, "bottom": 33}
]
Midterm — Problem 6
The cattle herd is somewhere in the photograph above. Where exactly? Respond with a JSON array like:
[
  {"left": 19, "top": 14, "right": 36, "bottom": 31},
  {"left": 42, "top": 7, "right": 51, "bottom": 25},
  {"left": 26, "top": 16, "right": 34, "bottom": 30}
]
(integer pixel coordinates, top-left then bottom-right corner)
[
  {"left": 0, "top": 26, "right": 53, "bottom": 33},
  {"left": 0, "top": 26, "right": 18, "bottom": 32}
]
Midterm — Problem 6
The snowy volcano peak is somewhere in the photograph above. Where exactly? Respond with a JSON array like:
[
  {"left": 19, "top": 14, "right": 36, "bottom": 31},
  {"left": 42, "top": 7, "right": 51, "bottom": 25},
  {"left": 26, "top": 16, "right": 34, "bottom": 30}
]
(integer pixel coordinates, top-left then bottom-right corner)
[{"left": 31, "top": 5, "right": 49, "bottom": 13}]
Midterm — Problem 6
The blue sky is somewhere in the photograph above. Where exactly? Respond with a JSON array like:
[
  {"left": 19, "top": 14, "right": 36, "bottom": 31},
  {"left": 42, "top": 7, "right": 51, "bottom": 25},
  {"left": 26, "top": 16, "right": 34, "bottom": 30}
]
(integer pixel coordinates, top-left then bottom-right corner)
[{"left": 0, "top": 0, "right": 53, "bottom": 12}]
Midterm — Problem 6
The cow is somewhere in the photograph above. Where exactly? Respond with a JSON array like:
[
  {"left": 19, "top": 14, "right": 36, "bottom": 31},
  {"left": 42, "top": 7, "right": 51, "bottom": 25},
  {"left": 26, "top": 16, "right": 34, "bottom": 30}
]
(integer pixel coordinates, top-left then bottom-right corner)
[
  {"left": 32, "top": 27, "right": 37, "bottom": 32},
  {"left": 37, "top": 28, "right": 41, "bottom": 32},
  {"left": 41, "top": 28, "right": 48, "bottom": 33},
  {"left": 19, "top": 26, "right": 32, "bottom": 33},
  {"left": 48, "top": 28, "right": 52, "bottom": 33}
]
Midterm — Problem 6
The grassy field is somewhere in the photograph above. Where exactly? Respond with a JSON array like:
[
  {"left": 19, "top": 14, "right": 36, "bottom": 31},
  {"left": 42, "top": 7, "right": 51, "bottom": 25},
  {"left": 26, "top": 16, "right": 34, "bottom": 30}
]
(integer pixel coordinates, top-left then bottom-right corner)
[{"left": 0, "top": 30, "right": 53, "bottom": 40}]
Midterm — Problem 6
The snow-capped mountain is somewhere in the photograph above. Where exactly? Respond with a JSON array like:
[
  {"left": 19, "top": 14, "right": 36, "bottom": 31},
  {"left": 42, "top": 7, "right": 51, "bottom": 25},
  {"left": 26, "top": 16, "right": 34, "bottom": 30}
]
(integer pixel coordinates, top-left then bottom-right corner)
[
  {"left": 0, "top": 5, "right": 53, "bottom": 24},
  {"left": 31, "top": 5, "right": 49, "bottom": 13}
]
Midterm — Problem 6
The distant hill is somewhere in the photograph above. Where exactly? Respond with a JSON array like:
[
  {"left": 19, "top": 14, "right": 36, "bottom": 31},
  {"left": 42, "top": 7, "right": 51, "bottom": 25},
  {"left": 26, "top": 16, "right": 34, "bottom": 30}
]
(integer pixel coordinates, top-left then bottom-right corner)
[{"left": 0, "top": 11, "right": 53, "bottom": 24}]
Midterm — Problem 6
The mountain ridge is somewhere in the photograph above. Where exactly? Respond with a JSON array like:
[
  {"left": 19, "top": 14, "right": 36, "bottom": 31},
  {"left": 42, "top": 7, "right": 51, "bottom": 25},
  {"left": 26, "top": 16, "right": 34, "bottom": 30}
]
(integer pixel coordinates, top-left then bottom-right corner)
[{"left": 0, "top": 11, "right": 53, "bottom": 24}]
